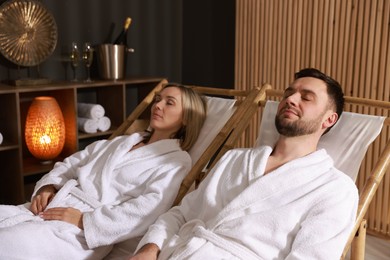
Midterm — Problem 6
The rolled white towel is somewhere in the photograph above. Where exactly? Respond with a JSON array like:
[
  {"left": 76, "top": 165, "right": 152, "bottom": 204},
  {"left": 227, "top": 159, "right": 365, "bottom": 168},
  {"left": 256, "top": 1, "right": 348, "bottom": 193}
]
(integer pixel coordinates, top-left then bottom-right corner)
[
  {"left": 78, "top": 117, "right": 98, "bottom": 134},
  {"left": 77, "top": 103, "right": 105, "bottom": 119},
  {"left": 0, "top": 132, "right": 3, "bottom": 145},
  {"left": 98, "top": 116, "right": 111, "bottom": 132}
]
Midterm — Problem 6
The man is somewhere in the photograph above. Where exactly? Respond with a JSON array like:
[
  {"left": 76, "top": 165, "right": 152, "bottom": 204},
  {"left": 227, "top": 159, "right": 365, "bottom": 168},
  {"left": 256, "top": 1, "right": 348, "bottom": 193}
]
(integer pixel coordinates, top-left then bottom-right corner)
[{"left": 131, "top": 68, "right": 358, "bottom": 260}]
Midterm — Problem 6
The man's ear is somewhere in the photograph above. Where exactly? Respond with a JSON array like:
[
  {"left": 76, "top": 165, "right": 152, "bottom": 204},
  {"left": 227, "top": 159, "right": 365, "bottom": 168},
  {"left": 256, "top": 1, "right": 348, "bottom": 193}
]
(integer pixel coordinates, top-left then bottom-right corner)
[{"left": 322, "top": 111, "right": 338, "bottom": 129}]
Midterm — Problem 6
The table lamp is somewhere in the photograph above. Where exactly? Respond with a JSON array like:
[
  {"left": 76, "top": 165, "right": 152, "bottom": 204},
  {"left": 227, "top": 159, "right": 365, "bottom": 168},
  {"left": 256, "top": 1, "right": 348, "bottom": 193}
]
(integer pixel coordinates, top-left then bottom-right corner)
[{"left": 25, "top": 96, "right": 65, "bottom": 163}]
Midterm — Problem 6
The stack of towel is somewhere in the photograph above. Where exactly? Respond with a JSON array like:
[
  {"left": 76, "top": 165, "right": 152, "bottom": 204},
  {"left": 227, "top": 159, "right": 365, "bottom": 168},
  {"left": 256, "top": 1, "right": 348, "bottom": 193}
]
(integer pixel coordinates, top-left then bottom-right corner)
[{"left": 77, "top": 103, "right": 111, "bottom": 134}]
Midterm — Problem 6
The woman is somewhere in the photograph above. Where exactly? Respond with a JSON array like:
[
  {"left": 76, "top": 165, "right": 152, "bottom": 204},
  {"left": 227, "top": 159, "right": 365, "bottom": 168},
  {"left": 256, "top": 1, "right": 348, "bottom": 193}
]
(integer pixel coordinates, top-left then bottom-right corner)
[{"left": 0, "top": 84, "right": 207, "bottom": 260}]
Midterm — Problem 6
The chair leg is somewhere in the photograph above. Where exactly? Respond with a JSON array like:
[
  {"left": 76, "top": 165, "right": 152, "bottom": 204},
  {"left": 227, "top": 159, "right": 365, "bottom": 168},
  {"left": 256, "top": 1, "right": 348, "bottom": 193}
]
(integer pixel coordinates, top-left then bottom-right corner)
[{"left": 350, "top": 219, "right": 367, "bottom": 260}]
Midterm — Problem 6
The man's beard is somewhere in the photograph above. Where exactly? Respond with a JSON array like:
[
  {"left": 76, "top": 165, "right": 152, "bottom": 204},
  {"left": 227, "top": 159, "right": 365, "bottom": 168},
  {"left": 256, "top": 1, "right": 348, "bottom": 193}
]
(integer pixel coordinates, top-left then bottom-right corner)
[{"left": 275, "top": 109, "right": 324, "bottom": 137}]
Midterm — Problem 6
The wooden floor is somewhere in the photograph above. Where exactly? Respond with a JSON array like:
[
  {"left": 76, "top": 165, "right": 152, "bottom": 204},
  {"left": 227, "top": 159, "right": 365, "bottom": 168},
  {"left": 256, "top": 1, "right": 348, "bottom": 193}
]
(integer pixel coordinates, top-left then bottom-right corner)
[{"left": 365, "top": 235, "right": 390, "bottom": 260}]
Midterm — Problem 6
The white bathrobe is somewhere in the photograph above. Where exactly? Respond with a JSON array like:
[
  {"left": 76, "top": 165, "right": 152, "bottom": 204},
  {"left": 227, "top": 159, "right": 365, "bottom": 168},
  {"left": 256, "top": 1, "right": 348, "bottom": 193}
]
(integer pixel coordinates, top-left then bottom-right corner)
[
  {"left": 137, "top": 146, "right": 359, "bottom": 260},
  {"left": 0, "top": 133, "right": 191, "bottom": 260}
]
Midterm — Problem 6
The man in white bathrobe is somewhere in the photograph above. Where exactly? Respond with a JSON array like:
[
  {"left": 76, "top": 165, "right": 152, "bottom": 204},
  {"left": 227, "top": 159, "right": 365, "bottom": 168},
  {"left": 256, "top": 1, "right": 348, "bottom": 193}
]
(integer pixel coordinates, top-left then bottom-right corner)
[
  {"left": 0, "top": 85, "right": 207, "bottom": 259},
  {"left": 132, "top": 68, "right": 359, "bottom": 260}
]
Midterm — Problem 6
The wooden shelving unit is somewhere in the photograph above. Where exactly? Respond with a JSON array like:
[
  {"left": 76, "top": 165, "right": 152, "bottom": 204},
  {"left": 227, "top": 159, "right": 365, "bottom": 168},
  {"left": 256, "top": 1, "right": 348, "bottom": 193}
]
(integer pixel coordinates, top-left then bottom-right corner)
[{"left": 0, "top": 77, "right": 164, "bottom": 205}]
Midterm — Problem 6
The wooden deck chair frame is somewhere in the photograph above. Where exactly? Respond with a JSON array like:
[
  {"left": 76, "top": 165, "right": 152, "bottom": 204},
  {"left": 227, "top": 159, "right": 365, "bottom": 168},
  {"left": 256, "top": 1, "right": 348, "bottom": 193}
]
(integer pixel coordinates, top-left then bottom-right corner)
[
  {"left": 109, "top": 79, "right": 271, "bottom": 206},
  {"left": 261, "top": 89, "right": 390, "bottom": 260},
  {"left": 195, "top": 86, "right": 390, "bottom": 260}
]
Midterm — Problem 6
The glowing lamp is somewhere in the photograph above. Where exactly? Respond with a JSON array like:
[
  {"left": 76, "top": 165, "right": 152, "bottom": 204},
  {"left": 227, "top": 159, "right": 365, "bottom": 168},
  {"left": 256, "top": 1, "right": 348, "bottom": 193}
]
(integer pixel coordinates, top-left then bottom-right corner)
[{"left": 25, "top": 96, "right": 66, "bottom": 162}]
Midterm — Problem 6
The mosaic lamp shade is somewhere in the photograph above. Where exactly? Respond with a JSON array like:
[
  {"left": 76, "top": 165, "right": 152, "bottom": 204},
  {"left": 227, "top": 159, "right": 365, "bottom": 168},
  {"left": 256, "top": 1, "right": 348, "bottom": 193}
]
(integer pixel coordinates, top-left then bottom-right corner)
[{"left": 25, "top": 96, "right": 65, "bottom": 162}]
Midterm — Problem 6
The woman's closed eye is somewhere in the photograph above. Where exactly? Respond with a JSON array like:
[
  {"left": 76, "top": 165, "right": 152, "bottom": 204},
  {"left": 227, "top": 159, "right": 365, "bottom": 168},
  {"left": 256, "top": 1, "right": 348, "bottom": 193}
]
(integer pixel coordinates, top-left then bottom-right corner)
[
  {"left": 154, "top": 92, "right": 178, "bottom": 106},
  {"left": 153, "top": 95, "right": 162, "bottom": 103},
  {"left": 166, "top": 98, "right": 176, "bottom": 106}
]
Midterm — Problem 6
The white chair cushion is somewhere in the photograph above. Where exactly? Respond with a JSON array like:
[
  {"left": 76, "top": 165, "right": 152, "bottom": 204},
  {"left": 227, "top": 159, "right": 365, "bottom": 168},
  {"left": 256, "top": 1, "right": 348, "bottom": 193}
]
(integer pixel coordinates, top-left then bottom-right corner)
[
  {"left": 255, "top": 100, "right": 385, "bottom": 181},
  {"left": 189, "top": 96, "right": 236, "bottom": 165}
]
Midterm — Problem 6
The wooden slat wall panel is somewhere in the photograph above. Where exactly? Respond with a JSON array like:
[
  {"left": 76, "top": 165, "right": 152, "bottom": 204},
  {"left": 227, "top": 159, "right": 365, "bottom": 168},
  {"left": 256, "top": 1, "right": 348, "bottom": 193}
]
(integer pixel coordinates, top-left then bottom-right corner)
[{"left": 235, "top": 0, "right": 390, "bottom": 238}]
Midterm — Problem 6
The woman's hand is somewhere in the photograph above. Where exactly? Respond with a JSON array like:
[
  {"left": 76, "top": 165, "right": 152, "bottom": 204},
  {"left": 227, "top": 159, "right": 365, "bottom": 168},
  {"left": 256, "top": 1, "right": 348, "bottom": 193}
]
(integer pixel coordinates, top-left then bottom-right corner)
[
  {"left": 39, "top": 207, "right": 84, "bottom": 229},
  {"left": 30, "top": 184, "right": 57, "bottom": 215},
  {"left": 129, "top": 243, "right": 160, "bottom": 260}
]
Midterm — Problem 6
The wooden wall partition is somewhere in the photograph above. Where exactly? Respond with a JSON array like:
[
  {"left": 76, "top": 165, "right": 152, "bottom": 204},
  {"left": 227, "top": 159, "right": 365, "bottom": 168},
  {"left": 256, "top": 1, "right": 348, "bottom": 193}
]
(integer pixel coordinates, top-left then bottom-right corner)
[{"left": 235, "top": 0, "right": 390, "bottom": 239}]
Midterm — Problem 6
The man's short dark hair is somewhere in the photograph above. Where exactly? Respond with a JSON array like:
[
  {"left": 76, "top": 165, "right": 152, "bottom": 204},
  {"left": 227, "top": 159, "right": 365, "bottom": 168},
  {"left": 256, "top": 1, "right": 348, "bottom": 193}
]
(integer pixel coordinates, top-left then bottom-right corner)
[{"left": 295, "top": 68, "right": 344, "bottom": 134}]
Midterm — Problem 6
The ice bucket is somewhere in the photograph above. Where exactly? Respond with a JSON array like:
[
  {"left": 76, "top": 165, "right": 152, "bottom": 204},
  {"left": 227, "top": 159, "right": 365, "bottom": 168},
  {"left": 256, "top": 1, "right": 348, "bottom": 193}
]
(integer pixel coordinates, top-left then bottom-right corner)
[{"left": 97, "top": 44, "right": 133, "bottom": 80}]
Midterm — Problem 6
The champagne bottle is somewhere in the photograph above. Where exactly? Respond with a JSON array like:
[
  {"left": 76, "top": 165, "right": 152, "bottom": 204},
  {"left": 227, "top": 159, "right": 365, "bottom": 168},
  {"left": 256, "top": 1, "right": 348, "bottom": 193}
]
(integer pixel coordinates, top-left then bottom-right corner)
[{"left": 113, "top": 17, "right": 132, "bottom": 46}]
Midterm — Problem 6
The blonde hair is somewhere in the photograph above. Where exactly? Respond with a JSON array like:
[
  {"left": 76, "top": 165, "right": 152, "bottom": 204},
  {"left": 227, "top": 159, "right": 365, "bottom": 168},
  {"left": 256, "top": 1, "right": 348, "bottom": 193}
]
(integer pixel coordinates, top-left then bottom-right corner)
[{"left": 162, "top": 84, "right": 207, "bottom": 151}]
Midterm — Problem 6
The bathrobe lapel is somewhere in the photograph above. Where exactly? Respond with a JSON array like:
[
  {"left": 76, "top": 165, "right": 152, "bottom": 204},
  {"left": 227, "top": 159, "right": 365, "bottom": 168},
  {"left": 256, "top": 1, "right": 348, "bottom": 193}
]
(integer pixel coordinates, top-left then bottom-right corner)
[
  {"left": 96, "top": 133, "right": 145, "bottom": 200},
  {"left": 99, "top": 135, "right": 182, "bottom": 201},
  {"left": 210, "top": 148, "right": 334, "bottom": 228},
  {"left": 116, "top": 138, "right": 183, "bottom": 168}
]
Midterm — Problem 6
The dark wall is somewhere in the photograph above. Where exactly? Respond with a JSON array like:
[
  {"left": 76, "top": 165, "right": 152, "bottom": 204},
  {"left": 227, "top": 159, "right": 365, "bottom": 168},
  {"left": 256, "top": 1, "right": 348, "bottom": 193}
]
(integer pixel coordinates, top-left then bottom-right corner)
[
  {"left": 182, "top": 0, "right": 235, "bottom": 88},
  {"left": 0, "top": 0, "right": 234, "bottom": 87}
]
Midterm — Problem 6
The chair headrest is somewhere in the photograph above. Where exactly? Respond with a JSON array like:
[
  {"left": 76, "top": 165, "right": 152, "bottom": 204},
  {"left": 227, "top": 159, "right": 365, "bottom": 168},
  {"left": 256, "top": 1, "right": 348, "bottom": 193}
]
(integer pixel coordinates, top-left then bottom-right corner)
[
  {"left": 255, "top": 100, "right": 385, "bottom": 181},
  {"left": 189, "top": 96, "right": 236, "bottom": 165}
]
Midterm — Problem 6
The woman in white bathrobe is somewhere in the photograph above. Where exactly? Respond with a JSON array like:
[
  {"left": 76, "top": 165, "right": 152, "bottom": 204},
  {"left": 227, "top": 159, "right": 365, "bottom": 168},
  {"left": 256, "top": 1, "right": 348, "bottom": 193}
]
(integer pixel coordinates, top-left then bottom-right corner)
[{"left": 0, "top": 84, "right": 206, "bottom": 260}]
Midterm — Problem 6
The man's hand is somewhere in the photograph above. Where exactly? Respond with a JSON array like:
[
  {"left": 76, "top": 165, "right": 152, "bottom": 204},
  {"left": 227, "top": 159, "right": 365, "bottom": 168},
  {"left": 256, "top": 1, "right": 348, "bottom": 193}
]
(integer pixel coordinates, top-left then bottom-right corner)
[
  {"left": 30, "top": 185, "right": 57, "bottom": 215},
  {"left": 39, "top": 207, "right": 84, "bottom": 229},
  {"left": 129, "top": 243, "right": 160, "bottom": 260}
]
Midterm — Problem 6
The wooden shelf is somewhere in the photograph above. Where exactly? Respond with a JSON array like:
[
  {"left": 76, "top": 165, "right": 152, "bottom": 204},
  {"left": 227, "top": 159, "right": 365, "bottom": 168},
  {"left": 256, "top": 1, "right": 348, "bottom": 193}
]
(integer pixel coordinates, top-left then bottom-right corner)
[
  {"left": 0, "top": 142, "right": 19, "bottom": 152},
  {"left": 78, "top": 129, "right": 115, "bottom": 139},
  {"left": 22, "top": 156, "right": 61, "bottom": 177},
  {"left": 0, "top": 77, "right": 164, "bottom": 204}
]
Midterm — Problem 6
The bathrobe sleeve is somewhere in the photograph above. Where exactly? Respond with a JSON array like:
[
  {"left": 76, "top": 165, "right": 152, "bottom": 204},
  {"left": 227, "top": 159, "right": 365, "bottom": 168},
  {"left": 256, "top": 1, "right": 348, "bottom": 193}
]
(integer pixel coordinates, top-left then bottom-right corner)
[
  {"left": 286, "top": 172, "right": 359, "bottom": 260},
  {"left": 32, "top": 139, "right": 108, "bottom": 197},
  {"left": 83, "top": 151, "right": 192, "bottom": 249}
]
